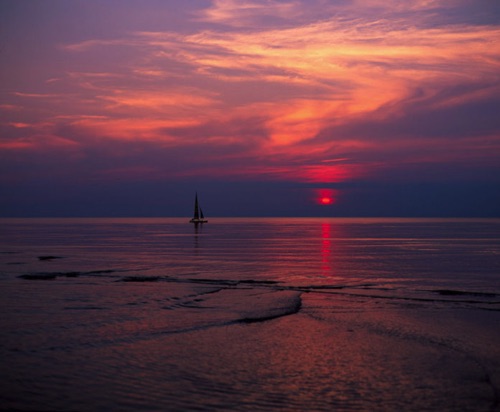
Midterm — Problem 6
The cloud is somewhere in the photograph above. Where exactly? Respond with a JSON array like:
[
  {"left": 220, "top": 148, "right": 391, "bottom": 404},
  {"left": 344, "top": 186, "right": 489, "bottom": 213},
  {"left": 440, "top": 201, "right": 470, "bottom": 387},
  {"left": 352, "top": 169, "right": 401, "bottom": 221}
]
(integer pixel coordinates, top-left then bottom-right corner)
[
  {"left": 196, "top": 0, "right": 305, "bottom": 27},
  {"left": 1, "top": 0, "right": 499, "bottom": 188},
  {"left": 196, "top": 0, "right": 497, "bottom": 28}
]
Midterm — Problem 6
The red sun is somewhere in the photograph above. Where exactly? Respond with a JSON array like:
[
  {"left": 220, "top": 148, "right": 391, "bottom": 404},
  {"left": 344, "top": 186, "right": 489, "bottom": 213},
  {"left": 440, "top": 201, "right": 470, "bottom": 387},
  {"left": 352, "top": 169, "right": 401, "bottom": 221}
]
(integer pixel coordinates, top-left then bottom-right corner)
[{"left": 314, "top": 188, "right": 338, "bottom": 206}]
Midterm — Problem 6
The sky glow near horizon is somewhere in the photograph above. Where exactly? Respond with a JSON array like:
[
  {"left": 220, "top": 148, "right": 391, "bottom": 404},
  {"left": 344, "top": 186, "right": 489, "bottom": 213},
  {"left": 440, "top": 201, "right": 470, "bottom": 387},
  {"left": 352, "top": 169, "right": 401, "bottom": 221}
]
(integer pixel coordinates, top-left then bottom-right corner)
[{"left": 1, "top": 0, "right": 499, "bottom": 216}]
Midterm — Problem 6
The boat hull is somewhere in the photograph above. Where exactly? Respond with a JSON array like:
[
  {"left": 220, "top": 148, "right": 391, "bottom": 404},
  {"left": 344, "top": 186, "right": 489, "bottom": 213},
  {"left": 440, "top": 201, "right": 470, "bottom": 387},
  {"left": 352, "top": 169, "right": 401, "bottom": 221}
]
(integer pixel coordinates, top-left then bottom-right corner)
[{"left": 190, "top": 218, "right": 208, "bottom": 224}]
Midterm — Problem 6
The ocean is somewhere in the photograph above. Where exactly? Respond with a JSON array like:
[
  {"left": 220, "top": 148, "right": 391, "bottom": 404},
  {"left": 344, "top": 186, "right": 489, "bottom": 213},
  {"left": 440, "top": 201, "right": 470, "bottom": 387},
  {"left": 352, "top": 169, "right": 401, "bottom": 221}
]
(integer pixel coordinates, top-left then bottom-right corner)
[{"left": 1, "top": 218, "right": 499, "bottom": 411}]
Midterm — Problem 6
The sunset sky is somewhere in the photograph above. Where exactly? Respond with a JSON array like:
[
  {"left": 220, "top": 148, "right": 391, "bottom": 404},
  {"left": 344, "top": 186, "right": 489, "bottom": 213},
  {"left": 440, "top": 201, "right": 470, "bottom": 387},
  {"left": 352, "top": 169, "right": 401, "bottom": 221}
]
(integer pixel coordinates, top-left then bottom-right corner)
[{"left": 1, "top": 0, "right": 499, "bottom": 217}]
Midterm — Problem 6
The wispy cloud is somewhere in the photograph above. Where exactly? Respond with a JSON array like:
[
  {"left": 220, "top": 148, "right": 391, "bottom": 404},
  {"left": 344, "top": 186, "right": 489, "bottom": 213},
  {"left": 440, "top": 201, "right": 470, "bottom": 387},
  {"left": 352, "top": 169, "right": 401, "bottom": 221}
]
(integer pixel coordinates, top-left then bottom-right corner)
[
  {"left": 196, "top": 0, "right": 305, "bottom": 27},
  {"left": 2, "top": 0, "right": 499, "bottom": 186}
]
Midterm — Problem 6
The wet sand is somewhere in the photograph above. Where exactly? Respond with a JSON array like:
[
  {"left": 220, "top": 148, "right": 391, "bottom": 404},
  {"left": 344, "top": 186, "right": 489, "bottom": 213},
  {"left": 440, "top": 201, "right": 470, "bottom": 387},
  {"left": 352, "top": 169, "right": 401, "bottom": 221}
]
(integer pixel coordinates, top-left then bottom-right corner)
[{"left": 1, "top": 273, "right": 499, "bottom": 411}]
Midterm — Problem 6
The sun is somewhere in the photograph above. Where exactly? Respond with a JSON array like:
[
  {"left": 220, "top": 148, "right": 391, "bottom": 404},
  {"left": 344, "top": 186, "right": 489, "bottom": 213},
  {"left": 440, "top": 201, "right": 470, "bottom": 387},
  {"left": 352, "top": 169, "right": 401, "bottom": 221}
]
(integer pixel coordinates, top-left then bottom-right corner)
[{"left": 314, "top": 188, "right": 338, "bottom": 206}]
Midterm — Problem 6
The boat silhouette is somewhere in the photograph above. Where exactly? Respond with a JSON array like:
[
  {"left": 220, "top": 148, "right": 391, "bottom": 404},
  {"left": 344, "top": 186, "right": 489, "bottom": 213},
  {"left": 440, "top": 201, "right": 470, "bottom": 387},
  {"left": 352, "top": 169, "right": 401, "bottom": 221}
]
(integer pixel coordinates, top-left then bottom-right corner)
[{"left": 190, "top": 193, "right": 208, "bottom": 224}]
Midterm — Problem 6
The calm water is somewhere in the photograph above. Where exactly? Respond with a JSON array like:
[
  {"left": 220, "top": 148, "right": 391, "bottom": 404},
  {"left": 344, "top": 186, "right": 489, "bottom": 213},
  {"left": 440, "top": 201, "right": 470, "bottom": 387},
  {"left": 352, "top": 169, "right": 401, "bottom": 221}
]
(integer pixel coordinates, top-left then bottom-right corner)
[
  {"left": 2, "top": 217, "right": 499, "bottom": 289},
  {"left": 1, "top": 218, "right": 500, "bottom": 411}
]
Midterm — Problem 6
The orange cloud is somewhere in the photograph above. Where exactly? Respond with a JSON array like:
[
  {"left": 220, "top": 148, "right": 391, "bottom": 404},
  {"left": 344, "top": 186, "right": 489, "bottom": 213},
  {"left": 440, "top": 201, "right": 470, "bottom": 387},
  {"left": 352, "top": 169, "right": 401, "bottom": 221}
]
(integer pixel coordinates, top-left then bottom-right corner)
[
  {"left": 197, "top": 0, "right": 302, "bottom": 27},
  {"left": 8, "top": 122, "right": 31, "bottom": 128},
  {"left": 3, "top": 0, "right": 499, "bottom": 186},
  {"left": 131, "top": 19, "right": 499, "bottom": 153},
  {"left": 0, "top": 134, "right": 79, "bottom": 151}
]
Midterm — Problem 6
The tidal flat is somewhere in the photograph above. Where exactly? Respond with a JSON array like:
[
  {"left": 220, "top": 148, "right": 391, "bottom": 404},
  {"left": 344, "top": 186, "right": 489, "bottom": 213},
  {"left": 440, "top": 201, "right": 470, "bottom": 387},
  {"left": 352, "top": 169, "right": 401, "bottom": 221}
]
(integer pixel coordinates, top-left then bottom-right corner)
[{"left": 1, "top": 218, "right": 499, "bottom": 410}]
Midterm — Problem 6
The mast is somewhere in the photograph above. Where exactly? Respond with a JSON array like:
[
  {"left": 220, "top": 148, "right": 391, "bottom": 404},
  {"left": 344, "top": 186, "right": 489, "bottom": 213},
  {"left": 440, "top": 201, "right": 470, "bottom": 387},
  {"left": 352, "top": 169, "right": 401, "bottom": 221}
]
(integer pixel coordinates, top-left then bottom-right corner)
[
  {"left": 193, "top": 193, "right": 200, "bottom": 220},
  {"left": 190, "top": 192, "right": 207, "bottom": 223}
]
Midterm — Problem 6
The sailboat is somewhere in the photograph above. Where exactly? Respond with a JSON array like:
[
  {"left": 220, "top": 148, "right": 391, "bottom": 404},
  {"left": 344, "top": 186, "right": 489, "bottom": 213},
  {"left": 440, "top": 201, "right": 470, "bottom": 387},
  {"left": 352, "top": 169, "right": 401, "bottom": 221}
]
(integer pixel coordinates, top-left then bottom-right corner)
[{"left": 190, "top": 193, "right": 208, "bottom": 224}]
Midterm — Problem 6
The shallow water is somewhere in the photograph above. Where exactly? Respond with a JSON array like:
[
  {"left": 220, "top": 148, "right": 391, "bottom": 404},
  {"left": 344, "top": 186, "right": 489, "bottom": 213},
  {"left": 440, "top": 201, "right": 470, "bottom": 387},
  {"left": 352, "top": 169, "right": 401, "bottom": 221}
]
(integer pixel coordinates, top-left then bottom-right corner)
[{"left": 1, "top": 218, "right": 499, "bottom": 411}]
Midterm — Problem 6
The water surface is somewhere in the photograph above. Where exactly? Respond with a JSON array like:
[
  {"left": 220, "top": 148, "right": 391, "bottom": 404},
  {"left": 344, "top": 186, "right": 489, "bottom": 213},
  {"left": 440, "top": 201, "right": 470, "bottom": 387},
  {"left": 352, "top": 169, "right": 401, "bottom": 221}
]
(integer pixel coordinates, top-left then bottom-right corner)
[{"left": 1, "top": 218, "right": 499, "bottom": 410}]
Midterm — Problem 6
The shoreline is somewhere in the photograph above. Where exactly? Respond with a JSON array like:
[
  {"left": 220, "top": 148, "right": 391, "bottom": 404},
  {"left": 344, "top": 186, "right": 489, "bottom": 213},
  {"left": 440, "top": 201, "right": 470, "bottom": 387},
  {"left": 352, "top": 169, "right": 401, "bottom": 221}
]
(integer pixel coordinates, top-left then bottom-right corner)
[{"left": 1, "top": 272, "right": 500, "bottom": 411}]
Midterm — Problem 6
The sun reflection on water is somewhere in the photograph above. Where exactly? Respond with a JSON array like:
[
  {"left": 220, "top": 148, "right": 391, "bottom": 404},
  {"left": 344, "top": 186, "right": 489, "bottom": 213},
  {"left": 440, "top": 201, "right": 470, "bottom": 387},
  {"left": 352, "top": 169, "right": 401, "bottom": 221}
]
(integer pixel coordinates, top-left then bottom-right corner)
[{"left": 320, "top": 223, "right": 332, "bottom": 277}]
